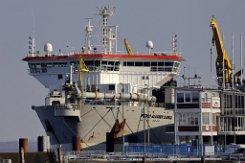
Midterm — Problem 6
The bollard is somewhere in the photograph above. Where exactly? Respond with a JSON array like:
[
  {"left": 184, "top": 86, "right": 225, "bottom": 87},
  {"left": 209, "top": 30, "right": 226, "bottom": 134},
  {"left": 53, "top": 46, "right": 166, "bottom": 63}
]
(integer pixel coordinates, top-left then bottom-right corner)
[
  {"left": 57, "top": 145, "right": 63, "bottom": 163},
  {"left": 19, "top": 138, "right": 28, "bottom": 153},
  {"left": 72, "top": 136, "right": 81, "bottom": 151},
  {"left": 106, "top": 132, "right": 114, "bottom": 152},
  {"left": 19, "top": 138, "right": 28, "bottom": 163},
  {"left": 201, "top": 156, "right": 205, "bottom": 163},
  {"left": 38, "top": 136, "right": 50, "bottom": 152}
]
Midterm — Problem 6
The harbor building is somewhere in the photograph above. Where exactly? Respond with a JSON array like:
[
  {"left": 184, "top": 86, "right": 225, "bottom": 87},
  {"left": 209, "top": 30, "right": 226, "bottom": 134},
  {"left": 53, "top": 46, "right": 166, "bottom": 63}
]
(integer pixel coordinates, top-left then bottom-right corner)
[
  {"left": 175, "top": 87, "right": 221, "bottom": 145},
  {"left": 218, "top": 90, "right": 245, "bottom": 145}
]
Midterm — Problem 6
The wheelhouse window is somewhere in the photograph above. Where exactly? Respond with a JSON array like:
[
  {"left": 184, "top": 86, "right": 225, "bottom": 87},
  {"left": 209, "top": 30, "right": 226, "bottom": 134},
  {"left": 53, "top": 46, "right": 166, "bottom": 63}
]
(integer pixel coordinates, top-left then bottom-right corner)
[
  {"left": 84, "top": 60, "right": 120, "bottom": 71},
  {"left": 28, "top": 63, "right": 49, "bottom": 73},
  {"left": 121, "top": 61, "right": 178, "bottom": 72}
]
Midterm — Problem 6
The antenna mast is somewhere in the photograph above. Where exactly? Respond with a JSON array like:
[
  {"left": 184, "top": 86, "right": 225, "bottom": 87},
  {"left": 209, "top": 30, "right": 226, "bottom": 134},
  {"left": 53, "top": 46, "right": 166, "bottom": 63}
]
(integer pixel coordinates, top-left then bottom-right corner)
[
  {"left": 172, "top": 34, "right": 177, "bottom": 53},
  {"left": 83, "top": 18, "right": 93, "bottom": 54},
  {"left": 28, "top": 36, "right": 36, "bottom": 57},
  {"left": 232, "top": 34, "right": 235, "bottom": 89},
  {"left": 241, "top": 34, "right": 243, "bottom": 85},
  {"left": 97, "top": 6, "right": 114, "bottom": 54}
]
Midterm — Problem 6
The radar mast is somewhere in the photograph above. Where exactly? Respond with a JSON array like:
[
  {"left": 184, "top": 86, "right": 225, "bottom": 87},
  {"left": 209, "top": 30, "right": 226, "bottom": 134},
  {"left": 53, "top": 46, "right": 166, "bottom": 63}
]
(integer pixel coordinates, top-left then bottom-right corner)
[
  {"left": 97, "top": 6, "right": 114, "bottom": 54},
  {"left": 83, "top": 18, "right": 93, "bottom": 54}
]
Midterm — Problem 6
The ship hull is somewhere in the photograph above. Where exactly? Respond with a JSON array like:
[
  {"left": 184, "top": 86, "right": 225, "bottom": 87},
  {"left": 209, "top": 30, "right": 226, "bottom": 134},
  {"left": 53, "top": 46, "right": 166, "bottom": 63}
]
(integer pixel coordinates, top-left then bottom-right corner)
[{"left": 33, "top": 104, "right": 174, "bottom": 151}]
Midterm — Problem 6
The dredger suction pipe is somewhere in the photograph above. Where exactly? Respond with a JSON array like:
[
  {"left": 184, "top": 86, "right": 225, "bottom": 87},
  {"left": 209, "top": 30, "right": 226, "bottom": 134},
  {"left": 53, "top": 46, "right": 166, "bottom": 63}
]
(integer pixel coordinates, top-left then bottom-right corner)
[{"left": 74, "top": 83, "right": 156, "bottom": 106}]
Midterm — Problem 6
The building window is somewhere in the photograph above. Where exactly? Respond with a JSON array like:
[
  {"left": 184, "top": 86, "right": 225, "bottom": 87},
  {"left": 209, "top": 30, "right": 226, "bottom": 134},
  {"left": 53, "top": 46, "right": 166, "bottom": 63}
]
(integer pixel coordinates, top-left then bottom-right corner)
[
  {"left": 177, "top": 93, "right": 184, "bottom": 103},
  {"left": 202, "top": 112, "right": 209, "bottom": 125},
  {"left": 188, "top": 113, "right": 198, "bottom": 125},
  {"left": 108, "top": 84, "right": 115, "bottom": 91},
  {"left": 194, "top": 114, "right": 198, "bottom": 125},
  {"left": 178, "top": 113, "right": 198, "bottom": 126},
  {"left": 212, "top": 113, "right": 216, "bottom": 125},
  {"left": 178, "top": 113, "right": 187, "bottom": 125},
  {"left": 58, "top": 74, "right": 63, "bottom": 79},
  {"left": 185, "top": 93, "right": 191, "bottom": 103},
  {"left": 192, "top": 92, "right": 199, "bottom": 103}
]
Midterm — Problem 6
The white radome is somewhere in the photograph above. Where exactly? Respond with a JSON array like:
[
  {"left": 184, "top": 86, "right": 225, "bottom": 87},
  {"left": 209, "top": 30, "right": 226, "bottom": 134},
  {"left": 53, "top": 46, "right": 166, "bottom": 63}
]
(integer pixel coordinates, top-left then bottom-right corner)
[
  {"left": 146, "top": 40, "right": 154, "bottom": 49},
  {"left": 44, "top": 42, "right": 53, "bottom": 54}
]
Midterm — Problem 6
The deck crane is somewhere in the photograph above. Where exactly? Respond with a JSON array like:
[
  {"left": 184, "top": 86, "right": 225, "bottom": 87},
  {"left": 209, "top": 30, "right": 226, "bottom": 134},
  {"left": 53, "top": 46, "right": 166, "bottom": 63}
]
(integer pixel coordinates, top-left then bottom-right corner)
[
  {"left": 78, "top": 57, "right": 89, "bottom": 82},
  {"left": 210, "top": 17, "right": 232, "bottom": 88},
  {"left": 124, "top": 38, "right": 134, "bottom": 55}
]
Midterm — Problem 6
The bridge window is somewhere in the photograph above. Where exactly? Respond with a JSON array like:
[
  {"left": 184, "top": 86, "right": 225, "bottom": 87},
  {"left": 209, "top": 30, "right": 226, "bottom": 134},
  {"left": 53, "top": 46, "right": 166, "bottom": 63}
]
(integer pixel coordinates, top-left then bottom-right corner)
[
  {"left": 122, "top": 61, "right": 178, "bottom": 73},
  {"left": 144, "top": 62, "right": 150, "bottom": 66},
  {"left": 84, "top": 60, "right": 120, "bottom": 71},
  {"left": 151, "top": 62, "right": 157, "bottom": 66},
  {"left": 135, "top": 62, "right": 143, "bottom": 66}
]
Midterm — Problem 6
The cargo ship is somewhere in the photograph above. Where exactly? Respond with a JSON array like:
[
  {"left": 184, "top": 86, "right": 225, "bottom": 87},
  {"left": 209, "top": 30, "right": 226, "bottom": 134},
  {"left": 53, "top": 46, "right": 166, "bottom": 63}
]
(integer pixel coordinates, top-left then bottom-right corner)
[{"left": 23, "top": 6, "right": 184, "bottom": 151}]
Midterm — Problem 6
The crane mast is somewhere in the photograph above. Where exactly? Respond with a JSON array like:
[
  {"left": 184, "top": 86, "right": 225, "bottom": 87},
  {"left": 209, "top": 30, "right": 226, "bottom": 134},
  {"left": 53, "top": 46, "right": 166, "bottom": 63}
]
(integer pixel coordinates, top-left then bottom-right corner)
[{"left": 210, "top": 17, "right": 232, "bottom": 88}]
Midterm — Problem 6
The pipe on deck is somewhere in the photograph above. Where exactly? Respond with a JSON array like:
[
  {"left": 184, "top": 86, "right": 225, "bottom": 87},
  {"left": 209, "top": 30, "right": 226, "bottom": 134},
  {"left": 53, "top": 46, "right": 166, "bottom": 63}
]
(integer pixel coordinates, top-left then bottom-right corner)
[{"left": 74, "top": 83, "right": 156, "bottom": 106}]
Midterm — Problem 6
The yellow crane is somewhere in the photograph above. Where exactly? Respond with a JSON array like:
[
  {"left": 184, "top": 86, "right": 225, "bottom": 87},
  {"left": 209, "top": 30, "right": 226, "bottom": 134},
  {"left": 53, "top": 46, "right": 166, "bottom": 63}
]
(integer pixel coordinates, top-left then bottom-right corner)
[
  {"left": 77, "top": 57, "right": 89, "bottom": 82},
  {"left": 210, "top": 17, "right": 232, "bottom": 87},
  {"left": 124, "top": 38, "right": 134, "bottom": 55}
]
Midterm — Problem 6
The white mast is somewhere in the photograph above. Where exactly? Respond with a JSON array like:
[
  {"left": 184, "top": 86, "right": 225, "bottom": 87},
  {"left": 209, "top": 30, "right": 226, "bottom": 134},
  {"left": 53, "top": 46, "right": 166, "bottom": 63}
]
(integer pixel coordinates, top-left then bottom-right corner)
[
  {"left": 28, "top": 36, "right": 36, "bottom": 57},
  {"left": 84, "top": 18, "right": 93, "bottom": 54},
  {"left": 172, "top": 34, "right": 177, "bottom": 53},
  {"left": 232, "top": 34, "right": 235, "bottom": 89},
  {"left": 241, "top": 34, "right": 243, "bottom": 85},
  {"left": 97, "top": 6, "right": 114, "bottom": 54}
]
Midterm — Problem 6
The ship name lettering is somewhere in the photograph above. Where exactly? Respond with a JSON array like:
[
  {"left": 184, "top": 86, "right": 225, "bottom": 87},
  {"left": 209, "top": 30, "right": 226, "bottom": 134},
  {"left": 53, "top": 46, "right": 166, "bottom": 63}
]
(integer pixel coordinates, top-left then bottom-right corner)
[{"left": 140, "top": 114, "right": 172, "bottom": 120}]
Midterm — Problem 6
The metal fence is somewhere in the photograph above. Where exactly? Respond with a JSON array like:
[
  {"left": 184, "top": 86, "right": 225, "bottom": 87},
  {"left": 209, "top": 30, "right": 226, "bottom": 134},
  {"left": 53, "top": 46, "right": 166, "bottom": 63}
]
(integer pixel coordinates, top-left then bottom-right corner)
[
  {"left": 125, "top": 143, "right": 240, "bottom": 157},
  {"left": 126, "top": 144, "right": 203, "bottom": 157},
  {"left": 63, "top": 144, "right": 241, "bottom": 162}
]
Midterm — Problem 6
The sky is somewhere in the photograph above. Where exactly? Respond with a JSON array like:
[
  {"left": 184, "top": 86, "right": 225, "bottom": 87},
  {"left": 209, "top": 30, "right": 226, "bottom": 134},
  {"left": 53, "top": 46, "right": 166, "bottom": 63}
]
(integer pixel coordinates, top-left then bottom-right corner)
[{"left": 0, "top": 0, "right": 245, "bottom": 141}]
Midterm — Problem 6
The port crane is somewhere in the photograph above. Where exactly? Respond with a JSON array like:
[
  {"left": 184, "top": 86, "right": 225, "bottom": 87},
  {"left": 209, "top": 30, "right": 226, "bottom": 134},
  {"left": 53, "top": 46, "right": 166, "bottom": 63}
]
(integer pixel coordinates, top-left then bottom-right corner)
[{"left": 210, "top": 17, "right": 233, "bottom": 88}]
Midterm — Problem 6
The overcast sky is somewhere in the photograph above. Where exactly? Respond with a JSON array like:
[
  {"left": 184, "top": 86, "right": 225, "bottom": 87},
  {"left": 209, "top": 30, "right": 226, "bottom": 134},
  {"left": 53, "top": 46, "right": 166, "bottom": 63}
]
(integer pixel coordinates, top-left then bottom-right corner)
[{"left": 0, "top": 0, "right": 245, "bottom": 141}]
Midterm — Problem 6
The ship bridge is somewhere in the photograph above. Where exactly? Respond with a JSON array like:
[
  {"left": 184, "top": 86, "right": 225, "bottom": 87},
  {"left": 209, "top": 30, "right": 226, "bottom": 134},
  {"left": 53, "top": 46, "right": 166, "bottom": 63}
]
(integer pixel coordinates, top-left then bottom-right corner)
[{"left": 23, "top": 53, "right": 184, "bottom": 94}]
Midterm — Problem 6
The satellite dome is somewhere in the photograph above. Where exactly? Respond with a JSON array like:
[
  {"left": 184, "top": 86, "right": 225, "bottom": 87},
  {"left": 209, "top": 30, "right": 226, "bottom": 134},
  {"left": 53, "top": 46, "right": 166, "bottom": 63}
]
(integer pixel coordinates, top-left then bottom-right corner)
[
  {"left": 44, "top": 42, "right": 53, "bottom": 54},
  {"left": 146, "top": 40, "right": 153, "bottom": 49}
]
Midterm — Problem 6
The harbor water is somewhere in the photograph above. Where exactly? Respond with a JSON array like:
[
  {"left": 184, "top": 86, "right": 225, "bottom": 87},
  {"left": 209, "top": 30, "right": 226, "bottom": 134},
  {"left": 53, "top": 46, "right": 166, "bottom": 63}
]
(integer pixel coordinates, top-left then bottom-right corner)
[{"left": 0, "top": 141, "right": 37, "bottom": 152}]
